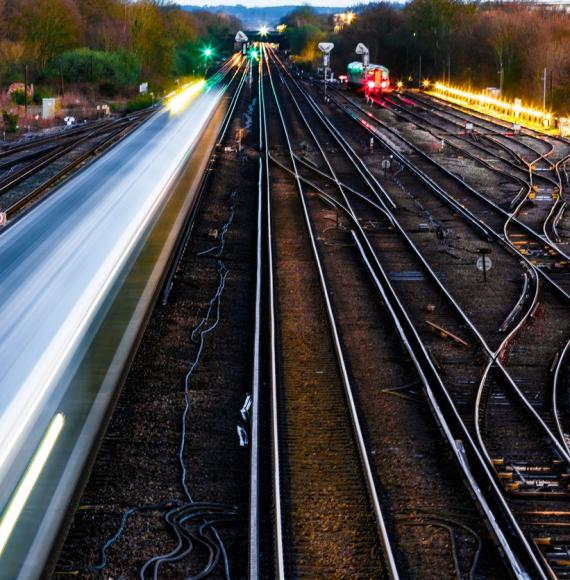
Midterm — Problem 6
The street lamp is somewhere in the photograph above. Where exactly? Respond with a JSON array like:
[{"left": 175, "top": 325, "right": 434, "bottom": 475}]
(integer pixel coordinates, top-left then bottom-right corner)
[
  {"left": 318, "top": 42, "right": 334, "bottom": 103},
  {"left": 202, "top": 47, "right": 213, "bottom": 76}
]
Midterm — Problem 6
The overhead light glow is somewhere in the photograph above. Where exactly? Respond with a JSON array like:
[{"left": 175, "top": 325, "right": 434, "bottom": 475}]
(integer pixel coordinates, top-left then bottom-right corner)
[
  {"left": 422, "top": 79, "right": 431, "bottom": 88},
  {"left": 259, "top": 26, "right": 269, "bottom": 37},
  {"left": 203, "top": 47, "right": 213, "bottom": 58},
  {"left": 166, "top": 80, "right": 206, "bottom": 114},
  {"left": 0, "top": 413, "right": 65, "bottom": 556}
]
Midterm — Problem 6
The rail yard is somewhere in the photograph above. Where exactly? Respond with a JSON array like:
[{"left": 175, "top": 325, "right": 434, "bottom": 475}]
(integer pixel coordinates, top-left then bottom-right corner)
[{"left": 0, "top": 41, "right": 569, "bottom": 580}]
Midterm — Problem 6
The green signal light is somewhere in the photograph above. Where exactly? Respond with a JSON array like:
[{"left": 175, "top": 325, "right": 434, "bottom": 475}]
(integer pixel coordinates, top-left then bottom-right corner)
[{"left": 203, "top": 47, "right": 213, "bottom": 58}]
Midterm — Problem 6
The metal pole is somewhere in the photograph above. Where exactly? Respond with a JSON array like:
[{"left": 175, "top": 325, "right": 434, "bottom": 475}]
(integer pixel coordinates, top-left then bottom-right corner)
[
  {"left": 323, "top": 55, "right": 327, "bottom": 103},
  {"left": 418, "top": 55, "right": 422, "bottom": 88},
  {"left": 24, "top": 64, "right": 28, "bottom": 119},
  {"left": 549, "top": 70, "right": 553, "bottom": 110},
  {"left": 542, "top": 67, "right": 546, "bottom": 111},
  {"left": 499, "top": 63, "right": 504, "bottom": 96},
  {"left": 60, "top": 62, "right": 65, "bottom": 97}
]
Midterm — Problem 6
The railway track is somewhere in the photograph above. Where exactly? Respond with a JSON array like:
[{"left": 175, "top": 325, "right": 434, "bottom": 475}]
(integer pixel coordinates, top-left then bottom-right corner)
[
  {"left": 256, "top": 46, "right": 397, "bottom": 579},
  {"left": 247, "top": 47, "right": 516, "bottom": 578},
  {"left": 381, "top": 92, "right": 568, "bottom": 248},
  {"left": 0, "top": 108, "right": 154, "bottom": 221},
  {"left": 263, "top": 50, "right": 570, "bottom": 577},
  {"left": 0, "top": 56, "right": 246, "bottom": 579},
  {"left": 331, "top": 89, "right": 570, "bottom": 303},
  {"left": 414, "top": 91, "right": 570, "bottom": 162},
  {"left": 34, "top": 48, "right": 570, "bottom": 579}
]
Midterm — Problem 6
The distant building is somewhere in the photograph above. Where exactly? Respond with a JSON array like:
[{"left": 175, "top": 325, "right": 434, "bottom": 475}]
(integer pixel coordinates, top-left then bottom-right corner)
[{"left": 525, "top": 0, "right": 570, "bottom": 11}]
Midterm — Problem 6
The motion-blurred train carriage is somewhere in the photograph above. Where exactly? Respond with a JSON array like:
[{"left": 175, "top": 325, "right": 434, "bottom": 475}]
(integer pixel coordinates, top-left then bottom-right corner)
[{"left": 344, "top": 61, "right": 390, "bottom": 94}]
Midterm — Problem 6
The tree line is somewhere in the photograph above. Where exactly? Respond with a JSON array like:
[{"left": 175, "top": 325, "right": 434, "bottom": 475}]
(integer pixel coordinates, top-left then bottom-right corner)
[
  {"left": 283, "top": 1, "right": 570, "bottom": 113},
  {"left": 0, "top": 0, "right": 241, "bottom": 95}
]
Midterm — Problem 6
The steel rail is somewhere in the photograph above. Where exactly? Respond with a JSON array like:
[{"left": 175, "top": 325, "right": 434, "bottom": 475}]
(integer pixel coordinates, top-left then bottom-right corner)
[
  {"left": 334, "top": 91, "right": 570, "bottom": 299},
  {"left": 411, "top": 91, "right": 569, "bottom": 159},
  {"left": 385, "top": 99, "right": 561, "bottom": 244},
  {"left": 259, "top": 49, "right": 285, "bottom": 580},
  {"left": 499, "top": 271, "right": 531, "bottom": 333},
  {"left": 386, "top": 95, "right": 549, "bottom": 177},
  {"left": 270, "top": 49, "right": 557, "bottom": 576},
  {"left": 160, "top": 59, "right": 249, "bottom": 304},
  {"left": 396, "top": 95, "right": 567, "bottom": 248},
  {"left": 407, "top": 93, "right": 570, "bottom": 245},
  {"left": 392, "top": 93, "right": 556, "bottom": 171},
  {"left": 276, "top": 139, "right": 542, "bottom": 574},
  {"left": 263, "top": 47, "right": 399, "bottom": 579},
  {"left": 553, "top": 339, "right": 570, "bottom": 460},
  {"left": 324, "top": 89, "right": 570, "bottom": 461},
  {"left": 350, "top": 231, "right": 533, "bottom": 580},
  {"left": 0, "top": 119, "right": 119, "bottom": 158},
  {"left": 275, "top": 60, "right": 570, "bottom": 467},
  {"left": 0, "top": 123, "right": 129, "bottom": 196},
  {"left": 270, "top": 47, "right": 547, "bottom": 578},
  {"left": 378, "top": 96, "right": 564, "bottom": 251},
  {"left": 3, "top": 122, "right": 137, "bottom": 220},
  {"left": 248, "top": 55, "right": 264, "bottom": 580},
  {"left": 473, "top": 265, "right": 542, "bottom": 474}
]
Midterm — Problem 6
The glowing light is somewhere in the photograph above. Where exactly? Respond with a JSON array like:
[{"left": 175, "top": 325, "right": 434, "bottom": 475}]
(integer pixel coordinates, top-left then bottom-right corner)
[
  {"left": 259, "top": 26, "right": 269, "bottom": 37},
  {"left": 0, "top": 413, "right": 65, "bottom": 556},
  {"left": 367, "top": 80, "right": 376, "bottom": 90},
  {"left": 381, "top": 81, "right": 388, "bottom": 89},
  {"left": 203, "top": 48, "right": 212, "bottom": 58},
  {"left": 276, "top": 24, "right": 287, "bottom": 34},
  {"left": 431, "top": 82, "right": 554, "bottom": 128},
  {"left": 422, "top": 79, "right": 431, "bottom": 88},
  {"left": 166, "top": 80, "right": 206, "bottom": 114},
  {"left": 396, "top": 81, "right": 404, "bottom": 90}
]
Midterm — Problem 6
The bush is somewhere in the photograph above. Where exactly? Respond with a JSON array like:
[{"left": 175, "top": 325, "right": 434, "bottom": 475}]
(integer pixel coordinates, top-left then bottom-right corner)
[
  {"left": 32, "top": 87, "right": 53, "bottom": 104},
  {"left": 2, "top": 110, "right": 19, "bottom": 132},
  {"left": 125, "top": 93, "right": 154, "bottom": 113},
  {"left": 11, "top": 90, "right": 26, "bottom": 105},
  {"left": 54, "top": 49, "right": 142, "bottom": 88}
]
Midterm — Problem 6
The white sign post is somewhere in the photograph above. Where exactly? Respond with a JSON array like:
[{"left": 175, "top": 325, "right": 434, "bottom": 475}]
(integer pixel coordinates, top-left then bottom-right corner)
[
  {"left": 355, "top": 43, "right": 369, "bottom": 68},
  {"left": 318, "top": 42, "right": 334, "bottom": 102}
]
